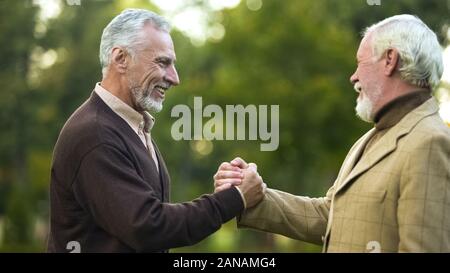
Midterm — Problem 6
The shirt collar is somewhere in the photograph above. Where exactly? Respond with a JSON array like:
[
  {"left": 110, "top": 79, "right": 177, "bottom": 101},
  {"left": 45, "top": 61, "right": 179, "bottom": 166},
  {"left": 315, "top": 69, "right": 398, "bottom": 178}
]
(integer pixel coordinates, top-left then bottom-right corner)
[
  {"left": 94, "top": 82, "right": 155, "bottom": 133},
  {"left": 142, "top": 111, "right": 155, "bottom": 132}
]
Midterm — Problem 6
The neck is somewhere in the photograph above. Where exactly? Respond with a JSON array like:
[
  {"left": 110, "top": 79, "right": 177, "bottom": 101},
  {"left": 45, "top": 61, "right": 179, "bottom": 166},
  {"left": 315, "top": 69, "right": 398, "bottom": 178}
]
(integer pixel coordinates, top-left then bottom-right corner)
[
  {"left": 100, "top": 74, "right": 134, "bottom": 108},
  {"left": 373, "top": 79, "right": 429, "bottom": 115}
]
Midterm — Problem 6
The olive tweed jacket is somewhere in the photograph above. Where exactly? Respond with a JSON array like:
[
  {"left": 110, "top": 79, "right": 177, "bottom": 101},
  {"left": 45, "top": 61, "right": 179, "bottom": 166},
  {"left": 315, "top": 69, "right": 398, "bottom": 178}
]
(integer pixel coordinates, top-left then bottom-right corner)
[{"left": 238, "top": 98, "right": 450, "bottom": 252}]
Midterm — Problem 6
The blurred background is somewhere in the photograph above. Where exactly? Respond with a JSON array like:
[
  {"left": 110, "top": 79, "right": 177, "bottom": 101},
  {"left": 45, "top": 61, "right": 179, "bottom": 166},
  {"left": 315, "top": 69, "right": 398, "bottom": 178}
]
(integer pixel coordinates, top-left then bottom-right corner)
[{"left": 0, "top": 0, "right": 449, "bottom": 252}]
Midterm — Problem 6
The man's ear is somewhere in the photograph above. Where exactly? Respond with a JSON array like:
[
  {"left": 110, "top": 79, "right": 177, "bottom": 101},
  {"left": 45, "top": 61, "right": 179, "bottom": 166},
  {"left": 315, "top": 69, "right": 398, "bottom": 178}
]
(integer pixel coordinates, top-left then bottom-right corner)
[
  {"left": 384, "top": 48, "right": 399, "bottom": 77},
  {"left": 110, "top": 47, "right": 129, "bottom": 74}
]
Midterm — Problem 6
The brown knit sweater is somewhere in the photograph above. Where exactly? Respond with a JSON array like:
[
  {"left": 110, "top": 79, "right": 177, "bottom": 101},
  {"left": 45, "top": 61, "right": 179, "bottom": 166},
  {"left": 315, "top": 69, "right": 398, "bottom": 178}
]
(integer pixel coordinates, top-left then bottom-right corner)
[{"left": 47, "top": 91, "right": 244, "bottom": 253}]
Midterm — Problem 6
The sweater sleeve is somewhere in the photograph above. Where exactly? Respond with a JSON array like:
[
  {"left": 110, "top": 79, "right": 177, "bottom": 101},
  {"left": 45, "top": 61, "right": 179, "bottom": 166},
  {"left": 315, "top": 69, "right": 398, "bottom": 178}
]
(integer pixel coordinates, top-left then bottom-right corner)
[{"left": 72, "top": 143, "right": 244, "bottom": 252}]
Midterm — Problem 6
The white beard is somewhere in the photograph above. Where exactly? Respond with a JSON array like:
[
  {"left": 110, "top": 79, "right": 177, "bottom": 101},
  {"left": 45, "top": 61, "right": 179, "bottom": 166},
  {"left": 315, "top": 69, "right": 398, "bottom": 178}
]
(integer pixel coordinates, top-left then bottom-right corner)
[
  {"left": 130, "top": 84, "right": 163, "bottom": 113},
  {"left": 355, "top": 94, "right": 374, "bottom": 123},
  {"left": 134, "top": 88, "right": 163, "bottom": 112},
  {"left": 354, "top": 82, "right": 381, "bottom": 123}
]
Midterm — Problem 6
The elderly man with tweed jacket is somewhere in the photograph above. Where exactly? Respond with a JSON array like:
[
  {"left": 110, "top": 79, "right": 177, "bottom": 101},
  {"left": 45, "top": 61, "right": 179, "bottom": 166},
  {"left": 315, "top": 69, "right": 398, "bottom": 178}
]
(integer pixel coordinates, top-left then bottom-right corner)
[{"left": 213, "top": 15, "right": 450, "bottom": 252}]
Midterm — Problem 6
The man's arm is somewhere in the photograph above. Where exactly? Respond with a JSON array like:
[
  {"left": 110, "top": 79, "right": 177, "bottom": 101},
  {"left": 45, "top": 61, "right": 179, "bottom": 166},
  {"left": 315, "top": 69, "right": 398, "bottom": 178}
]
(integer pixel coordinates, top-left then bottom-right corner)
[
  {"left": 237, "top": 186, "right": 333, "bottom": 245},
  {"left": 73, "top": 143, "right": 246, "bottom": 252},
  {"left": 397, "top": 132, "right": 450, "bottom": 252},
  {"left": 214, "top": 158, "right": 332, "bottom": 245}
]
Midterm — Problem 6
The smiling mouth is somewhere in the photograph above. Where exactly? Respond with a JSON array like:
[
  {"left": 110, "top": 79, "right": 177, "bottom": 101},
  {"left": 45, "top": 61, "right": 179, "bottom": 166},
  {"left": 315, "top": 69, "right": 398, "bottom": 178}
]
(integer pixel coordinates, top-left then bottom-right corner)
[
  {"left": 154, "top": 85, "right": 168, "bottom": 98},
  {"left": 354, "top": 82, "right": 362, "bottom": 94}
]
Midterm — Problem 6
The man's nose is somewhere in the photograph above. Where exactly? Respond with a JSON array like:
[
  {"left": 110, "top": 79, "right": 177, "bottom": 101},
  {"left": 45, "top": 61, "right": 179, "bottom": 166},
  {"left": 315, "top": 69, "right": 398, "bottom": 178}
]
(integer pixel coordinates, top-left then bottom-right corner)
[
  {"left": 165, "top": 65, "right": 180, "bottom": 86},
  {"left": 349, "top": 71, "right": 358, "bottom": 85}
]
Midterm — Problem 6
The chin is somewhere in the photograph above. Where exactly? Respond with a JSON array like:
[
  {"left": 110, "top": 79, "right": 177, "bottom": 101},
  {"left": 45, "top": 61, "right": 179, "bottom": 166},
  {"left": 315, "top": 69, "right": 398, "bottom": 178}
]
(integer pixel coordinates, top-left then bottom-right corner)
[
  {"left": 146, "top": 102, "right": 163, "bottom": 113},
  {"left": 152, "top": 105, "right": 163, "bottom": 113},
  {"left": 355, "top": 97, "right": 374, "bottom": 123}
]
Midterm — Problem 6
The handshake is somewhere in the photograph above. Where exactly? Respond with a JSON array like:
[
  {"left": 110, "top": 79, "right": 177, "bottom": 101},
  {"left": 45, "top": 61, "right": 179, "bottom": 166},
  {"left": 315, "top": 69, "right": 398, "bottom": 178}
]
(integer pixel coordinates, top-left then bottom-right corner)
[{"left": 213, "top": 157, "right": 267, "bottom": 208}]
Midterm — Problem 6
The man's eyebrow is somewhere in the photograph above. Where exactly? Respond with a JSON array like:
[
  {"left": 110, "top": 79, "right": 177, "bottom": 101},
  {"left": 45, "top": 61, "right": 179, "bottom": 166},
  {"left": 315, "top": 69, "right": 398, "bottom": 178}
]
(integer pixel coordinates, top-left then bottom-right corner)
[{"left": 155, "top": 56, "right": 176, "bottom": 64}]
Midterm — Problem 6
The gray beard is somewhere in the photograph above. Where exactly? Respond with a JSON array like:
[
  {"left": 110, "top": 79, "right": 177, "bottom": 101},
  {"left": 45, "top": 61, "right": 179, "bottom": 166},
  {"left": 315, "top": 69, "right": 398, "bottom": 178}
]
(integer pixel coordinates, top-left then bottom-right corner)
[
  {"left": 355, "top": 86, "right": 382, "bottom": 123},
  {"left": 355, "top": 94, "right": 374, "bottom": 123},
  {"left": 131, "top": 87, "right": 163, "bottom": 113}
]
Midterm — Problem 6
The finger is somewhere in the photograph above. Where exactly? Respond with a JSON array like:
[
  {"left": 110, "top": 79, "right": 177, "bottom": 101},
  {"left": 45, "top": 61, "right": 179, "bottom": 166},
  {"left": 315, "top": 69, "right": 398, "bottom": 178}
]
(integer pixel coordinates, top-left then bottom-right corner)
[
  {"left": 248, "top": 163, "right": 258, "bottom": 172},
  {"left": 215, "top": 178, "right": 242, "bottom": 187},
  {"left": 214, "top": 171, "right": 244, "bottom": 180},
  {"left": 214, "top": 183, "right": 232, "bottom": 193},
  {"left": 219, "top": 162, "right": 232, "bottom": 170},
  {"left": 219, "top": 162, "right": 243, "bottom": 172},
  {"left": 230, "top": 157, "right": 248, "bottom": 169}
]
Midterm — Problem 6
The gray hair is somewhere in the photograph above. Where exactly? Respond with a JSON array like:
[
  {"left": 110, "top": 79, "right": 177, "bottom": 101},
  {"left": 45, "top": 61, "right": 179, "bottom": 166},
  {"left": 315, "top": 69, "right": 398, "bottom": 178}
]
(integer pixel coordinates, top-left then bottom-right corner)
[
  {"left": 99, "top": 8, "right": 170, "bottom": 78},
  {"left": 363, "top": 14, "right": 443, "bottom": 90}
]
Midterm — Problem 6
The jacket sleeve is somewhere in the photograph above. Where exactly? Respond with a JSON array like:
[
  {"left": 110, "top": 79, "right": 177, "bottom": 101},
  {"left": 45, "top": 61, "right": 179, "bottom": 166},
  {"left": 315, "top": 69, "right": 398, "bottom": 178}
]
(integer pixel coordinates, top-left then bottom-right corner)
[
  {"left": 72, "top": 143, "right": 244, "bottom": 252},
  {"left": 237, "top": 185, "right": 333, "bottom": 245},
  {"left": 398, "top": 132, "right": 450, "bottom": 252}
]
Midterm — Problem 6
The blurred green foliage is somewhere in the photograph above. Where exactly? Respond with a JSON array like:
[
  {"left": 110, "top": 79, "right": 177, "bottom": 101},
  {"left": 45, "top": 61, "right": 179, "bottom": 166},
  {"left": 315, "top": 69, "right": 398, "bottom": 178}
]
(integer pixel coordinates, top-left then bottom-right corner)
[{"left": 0, "top": 0, "right": 448, "bottom": 252}]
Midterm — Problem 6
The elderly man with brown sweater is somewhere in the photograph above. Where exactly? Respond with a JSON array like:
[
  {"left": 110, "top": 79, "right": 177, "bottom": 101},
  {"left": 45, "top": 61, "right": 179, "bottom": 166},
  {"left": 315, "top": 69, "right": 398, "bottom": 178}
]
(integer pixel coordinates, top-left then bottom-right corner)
[{"left": 47, "top": 9, "right": 265, "bottom": 253}]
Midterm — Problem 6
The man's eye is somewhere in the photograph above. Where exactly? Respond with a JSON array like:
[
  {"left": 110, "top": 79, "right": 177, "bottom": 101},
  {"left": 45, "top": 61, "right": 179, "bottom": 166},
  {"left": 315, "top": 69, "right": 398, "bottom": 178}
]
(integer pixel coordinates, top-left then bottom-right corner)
[{"left": 158, "top": 61, "right": 169, "bottom": 68}]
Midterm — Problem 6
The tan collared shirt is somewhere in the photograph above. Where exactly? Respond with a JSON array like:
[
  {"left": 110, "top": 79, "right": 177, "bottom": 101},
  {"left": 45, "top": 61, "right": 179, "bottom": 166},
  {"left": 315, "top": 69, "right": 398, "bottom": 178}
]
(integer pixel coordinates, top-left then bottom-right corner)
[{"left": 94, "top": 83, "right": 159, "bottom": 172}]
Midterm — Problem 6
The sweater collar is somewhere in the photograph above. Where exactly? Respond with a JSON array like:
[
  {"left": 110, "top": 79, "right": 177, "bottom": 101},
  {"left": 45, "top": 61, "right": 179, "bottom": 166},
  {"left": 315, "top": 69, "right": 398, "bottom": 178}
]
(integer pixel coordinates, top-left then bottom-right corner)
[{"left": 374, "top": 90, "right": 431, "bottom": 130}]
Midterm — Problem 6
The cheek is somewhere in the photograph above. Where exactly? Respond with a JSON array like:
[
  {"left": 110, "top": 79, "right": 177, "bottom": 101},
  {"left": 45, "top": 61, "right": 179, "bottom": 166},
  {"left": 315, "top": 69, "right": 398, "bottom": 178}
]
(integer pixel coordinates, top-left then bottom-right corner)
[
  {"left": 144, "top": 66, "right": 164, "bottom": 85},
  {"left": 358, "top": 68, "right": 374, "bottom": 85},
  {"left": 128, "top": 66, "right": 145, "bottom": 84}
]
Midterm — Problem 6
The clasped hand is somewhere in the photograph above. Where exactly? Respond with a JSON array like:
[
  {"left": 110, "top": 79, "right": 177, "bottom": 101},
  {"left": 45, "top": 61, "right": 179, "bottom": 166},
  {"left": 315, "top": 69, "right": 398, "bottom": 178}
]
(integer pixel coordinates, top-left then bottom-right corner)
[{"left": 213, "top": 157, "right": 266, "bottom": 208}]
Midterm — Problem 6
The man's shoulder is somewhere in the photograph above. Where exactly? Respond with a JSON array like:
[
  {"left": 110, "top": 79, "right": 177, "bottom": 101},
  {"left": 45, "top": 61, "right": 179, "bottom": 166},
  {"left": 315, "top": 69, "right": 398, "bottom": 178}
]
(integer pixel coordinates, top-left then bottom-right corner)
[
  {"left": 64, "top": 96, "right": 112, "bottom": 138},
  {"left": 54, "top": 94, "right": 127, "bottom": 158},
  {"left": 51, "top": 92, "right": 137, "bottom": 187},
  {"left": 413, "top": 111, "right": 449, "bottom": 136},
  {"left": 402, "top": 112, "right": 450, "bottom": 150}
]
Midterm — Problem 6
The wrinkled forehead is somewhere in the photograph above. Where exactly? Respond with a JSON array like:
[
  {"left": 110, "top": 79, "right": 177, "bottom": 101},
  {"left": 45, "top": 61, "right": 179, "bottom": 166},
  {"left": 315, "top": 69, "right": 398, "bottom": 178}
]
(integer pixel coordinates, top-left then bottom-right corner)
[
  {"left": 356, "top": 34, "right": 373, "bottom": 59},
  {"left": 139, "top": 23, "right": 176, "bottom": 59}
]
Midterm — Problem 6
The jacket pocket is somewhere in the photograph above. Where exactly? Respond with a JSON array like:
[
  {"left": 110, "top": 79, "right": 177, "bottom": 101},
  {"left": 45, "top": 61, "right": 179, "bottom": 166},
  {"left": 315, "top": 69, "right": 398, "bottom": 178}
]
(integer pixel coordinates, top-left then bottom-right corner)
[{"left": 357, "top": 190, "right": 387, "bottom": 203}]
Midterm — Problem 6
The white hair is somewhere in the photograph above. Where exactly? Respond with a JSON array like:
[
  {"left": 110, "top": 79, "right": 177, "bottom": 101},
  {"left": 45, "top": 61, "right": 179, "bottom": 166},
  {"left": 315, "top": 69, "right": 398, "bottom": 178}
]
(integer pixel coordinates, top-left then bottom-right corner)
[
  {"left": 99, "top": 8, "right": 170, "bottom": 78},
  {"left": 363, "top": 14, "right": 443, "bottom": 90}
]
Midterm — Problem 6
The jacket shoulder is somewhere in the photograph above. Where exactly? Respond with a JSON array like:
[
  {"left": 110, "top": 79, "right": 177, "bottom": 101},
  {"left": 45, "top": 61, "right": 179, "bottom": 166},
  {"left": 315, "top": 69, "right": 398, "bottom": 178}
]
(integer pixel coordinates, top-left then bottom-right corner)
[{"left": 402, "top": 112, "right": 450, "bottom": 150}]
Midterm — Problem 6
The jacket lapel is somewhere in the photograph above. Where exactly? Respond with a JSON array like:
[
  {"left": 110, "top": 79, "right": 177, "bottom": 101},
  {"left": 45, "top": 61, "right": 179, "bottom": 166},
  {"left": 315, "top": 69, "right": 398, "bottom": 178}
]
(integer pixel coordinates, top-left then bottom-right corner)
[
  {"left": 323, "top": 97, "right": 439, "bottom": 252},
  {"left": 336, "top": 129, "right": 376, "bottom": 185},
  {"left": 334, "top": 97, "right": 440, "bottom": 196},
  {"left": 334, "top": 130, "right": 398, "bottom": 195}
]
